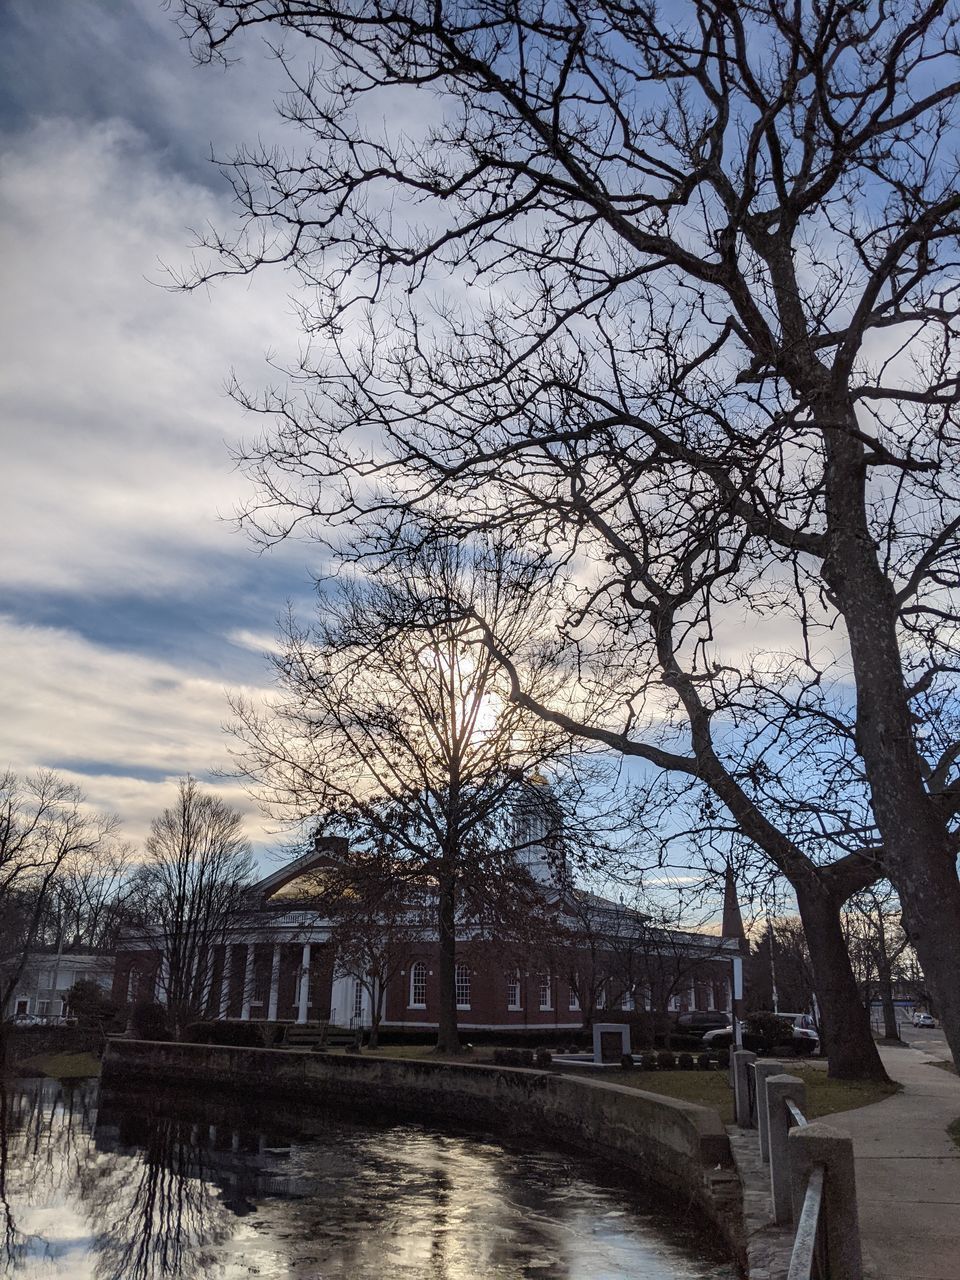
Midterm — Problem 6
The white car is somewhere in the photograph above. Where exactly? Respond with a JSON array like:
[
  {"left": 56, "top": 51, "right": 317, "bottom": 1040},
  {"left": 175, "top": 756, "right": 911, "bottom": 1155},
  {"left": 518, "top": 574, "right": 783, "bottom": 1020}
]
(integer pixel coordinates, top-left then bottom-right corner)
[{"left": 912, "top": 1011, "right": 936, "bottom": 1028}]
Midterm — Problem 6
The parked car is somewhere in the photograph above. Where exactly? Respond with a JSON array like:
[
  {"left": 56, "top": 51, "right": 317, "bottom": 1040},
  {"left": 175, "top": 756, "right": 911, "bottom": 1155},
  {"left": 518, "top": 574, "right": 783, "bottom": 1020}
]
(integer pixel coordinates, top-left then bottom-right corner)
[
  {"left": 676, "top": 1011, "right": 731, "bottom": 1032},
  {"left": 911, "top": 1011, "right": 936, "bottom": 1028},
  {"left": 702, "top": 1012, "right": 820, "bottom": 1056}
]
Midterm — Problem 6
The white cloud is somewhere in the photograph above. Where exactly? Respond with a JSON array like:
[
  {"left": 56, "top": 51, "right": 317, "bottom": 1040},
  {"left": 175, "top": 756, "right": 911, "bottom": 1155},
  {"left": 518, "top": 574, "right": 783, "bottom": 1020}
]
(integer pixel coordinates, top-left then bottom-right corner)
[
  {"left": 0, "top": 614, "right": 271, "bottom": 848},
  {"left": 0, "top": 115, "right": 299, "bottom": 598}
]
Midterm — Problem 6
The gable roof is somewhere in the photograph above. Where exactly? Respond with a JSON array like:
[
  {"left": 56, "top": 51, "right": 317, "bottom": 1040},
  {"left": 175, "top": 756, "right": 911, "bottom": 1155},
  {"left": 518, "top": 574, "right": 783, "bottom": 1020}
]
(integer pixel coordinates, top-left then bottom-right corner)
[{"left": 252, "top": 836, "right": 349, "bottom": 903}]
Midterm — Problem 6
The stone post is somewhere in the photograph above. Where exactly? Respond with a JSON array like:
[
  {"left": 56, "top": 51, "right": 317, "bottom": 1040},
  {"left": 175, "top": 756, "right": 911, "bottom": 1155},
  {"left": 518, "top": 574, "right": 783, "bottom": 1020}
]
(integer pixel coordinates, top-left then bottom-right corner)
[
  {"left": 241, "top": 944, "right": 255, "bottom": 1021},
  {"left": 766, "top": 1073, "right": 806, "bottom": 1225},
  {"left": 789, "top": 1121, "right": 863, "bottom": 1280},
  {"left": 732, "top": 1048, "right": 757, "bottom": 1126},
  {"left": 219, "top": 944, "right": 233, "bottom": 1019},
  {"left": 267, "top": 945, "right": 281, "bottom": 1022},
  {"left": 753, "top": 1060, "right": 786, "bottom": 1163},
  {"left": 297, "top": 943, "right": 312, "bottom": 1024}
]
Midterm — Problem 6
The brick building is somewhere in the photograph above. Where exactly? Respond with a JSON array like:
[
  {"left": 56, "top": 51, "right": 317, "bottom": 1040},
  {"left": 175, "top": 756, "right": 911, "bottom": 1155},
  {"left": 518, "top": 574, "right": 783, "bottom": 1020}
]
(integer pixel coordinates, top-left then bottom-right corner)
[{"left": 113, "top": 819, "right": 743, "bottom": 1036}]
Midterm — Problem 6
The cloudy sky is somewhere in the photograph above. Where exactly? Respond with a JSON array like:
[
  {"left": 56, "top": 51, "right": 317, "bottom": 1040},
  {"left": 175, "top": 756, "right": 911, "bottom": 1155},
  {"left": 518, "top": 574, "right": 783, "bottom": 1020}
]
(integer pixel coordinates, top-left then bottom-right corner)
[{"left": 0, "top": 2, "right": 323, "bottom": 859}]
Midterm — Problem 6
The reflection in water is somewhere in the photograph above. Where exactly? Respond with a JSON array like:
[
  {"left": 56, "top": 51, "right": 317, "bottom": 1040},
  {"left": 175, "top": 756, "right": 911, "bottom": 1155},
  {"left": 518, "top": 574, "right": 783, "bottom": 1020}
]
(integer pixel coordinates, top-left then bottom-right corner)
[{"left": 0, "top": 1076, "right": 737, "bottom": 1279}]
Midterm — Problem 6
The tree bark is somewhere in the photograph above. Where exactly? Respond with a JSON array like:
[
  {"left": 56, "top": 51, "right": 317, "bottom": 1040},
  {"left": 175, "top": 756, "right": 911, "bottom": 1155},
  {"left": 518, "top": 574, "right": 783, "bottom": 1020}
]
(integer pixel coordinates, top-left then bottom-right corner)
[
  {"left": 822, "top": 420, "right": 960, "bottom": 1070},
  {"left": 435, "top": 872, "right": 461, "bottom": 1055},
  {"left": 795, "top": 881, "right": 889, "bottom": 1081}
]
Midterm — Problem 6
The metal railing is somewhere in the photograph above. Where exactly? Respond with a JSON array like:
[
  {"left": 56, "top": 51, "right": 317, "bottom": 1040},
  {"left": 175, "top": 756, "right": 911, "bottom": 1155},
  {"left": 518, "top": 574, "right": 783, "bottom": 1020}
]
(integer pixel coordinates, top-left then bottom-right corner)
[
  {"left": 734, "top": 1051, "right": 862, "bottom": 1280},
  {"left": 788, "top": 1162, "right": 828, "bottom": 1280},
  {"left": 779, "top": 1092, "right": 828, "bottom": 1280}
]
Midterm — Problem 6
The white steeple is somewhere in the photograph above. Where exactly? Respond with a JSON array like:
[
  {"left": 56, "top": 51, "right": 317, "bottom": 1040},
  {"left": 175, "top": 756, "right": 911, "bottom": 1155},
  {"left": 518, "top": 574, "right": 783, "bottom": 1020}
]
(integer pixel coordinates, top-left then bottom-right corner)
[{"left": 512, "top": 774, "right": 567, "bottom": 887}]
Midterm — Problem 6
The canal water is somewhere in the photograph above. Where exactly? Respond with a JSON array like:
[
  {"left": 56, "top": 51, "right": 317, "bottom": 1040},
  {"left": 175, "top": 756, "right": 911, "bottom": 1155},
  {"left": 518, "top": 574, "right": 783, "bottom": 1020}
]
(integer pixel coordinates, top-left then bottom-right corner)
[{"left": 0, "top": 1075, "right": 738, "bottom": 1279}]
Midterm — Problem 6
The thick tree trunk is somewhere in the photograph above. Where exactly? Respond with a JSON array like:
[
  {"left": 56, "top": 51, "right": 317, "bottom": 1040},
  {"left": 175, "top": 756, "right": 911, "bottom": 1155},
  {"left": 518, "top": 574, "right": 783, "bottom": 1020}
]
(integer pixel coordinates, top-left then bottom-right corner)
[
  {"left": 795, "top": 882, "right": 889, "bottom": 1081},
  {"left": 435, "top": 873, "right": 460, "bottom": 1055},
  {"left": 822, "top": 421, "right": 960, "bottom": 1071}
]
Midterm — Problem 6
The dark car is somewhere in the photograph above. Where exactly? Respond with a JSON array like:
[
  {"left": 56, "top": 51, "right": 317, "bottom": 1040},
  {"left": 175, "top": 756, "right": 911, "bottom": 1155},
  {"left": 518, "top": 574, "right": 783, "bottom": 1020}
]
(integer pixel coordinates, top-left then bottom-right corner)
[
  {"left": 676, "top": 1011, "right": 731, "bottom": 1032},
  {"left": 703, "top": 1013, "right": 819, "bottom": 1056}
]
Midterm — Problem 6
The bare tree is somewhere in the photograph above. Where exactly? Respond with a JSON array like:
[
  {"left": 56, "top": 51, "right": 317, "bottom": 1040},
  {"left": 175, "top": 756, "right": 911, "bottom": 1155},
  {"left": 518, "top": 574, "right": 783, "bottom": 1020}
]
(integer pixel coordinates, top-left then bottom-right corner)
[
  {"left": 230, "top": 540, "right": 590, "bottom": 1053},
  {"left": 844, "top": 884, "right": 914, "bottom": 1040},
  {"left": 43, "top": 839, "right": 135, "bottom": 952},
  {"left": 131, "top": 778, "right": 254, "bottom": 1037},
  {"left": 0, "top": 770, "right": 115, "bottom": 1051},
  {"left": 307, "top": 851, "right": 429, "bottom": 1048},
  {"left": 750, "top": 917, "right": 818, "bottom": 1021},
  {"left": 172, "top": 0, "right": 960, "bottom": 1074}
]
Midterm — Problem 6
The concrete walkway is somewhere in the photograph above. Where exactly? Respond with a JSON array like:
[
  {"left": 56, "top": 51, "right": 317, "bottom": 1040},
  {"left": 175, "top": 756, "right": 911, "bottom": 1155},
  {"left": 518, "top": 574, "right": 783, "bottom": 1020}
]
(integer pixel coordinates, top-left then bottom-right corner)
[{"left": 828, "top": 1043, "right": 960, "bottom": 1280}]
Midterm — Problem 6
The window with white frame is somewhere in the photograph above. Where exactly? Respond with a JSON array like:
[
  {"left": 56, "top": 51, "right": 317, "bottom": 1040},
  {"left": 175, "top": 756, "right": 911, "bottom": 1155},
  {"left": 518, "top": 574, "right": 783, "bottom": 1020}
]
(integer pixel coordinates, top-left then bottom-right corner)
[
  {"left": 568, "top": 983, "right": 580, "bottom": 1012},
  {"left": 409, "top": 961, "right": 427, "bottom": 1008},
  {"left": 669, "top": 993, "right": 681, "bottom": 1011},
  {"left": 353, "top": 979, "right": 363, "bottom": 1020},
  {"left": 538, "top": 974, "right": 552, "bottom": 1011},
  {"left": 455, "top": 962, "right": 471, "bottom": 1009},
  {"left": 595, "top": 985, "right": 606, "bottom": 1010},
  {"left": 15, "top": 999, "right": 28, "bottom": 1018},
  {"left": 37, "top": 1000, "right": 50, "bottom": 1016},
  {"left": 620, "top": 988, "right": 635, "bottom": 1011},
  {"left": 507, "top": 970, "right": 521, "bottom": 1010}
]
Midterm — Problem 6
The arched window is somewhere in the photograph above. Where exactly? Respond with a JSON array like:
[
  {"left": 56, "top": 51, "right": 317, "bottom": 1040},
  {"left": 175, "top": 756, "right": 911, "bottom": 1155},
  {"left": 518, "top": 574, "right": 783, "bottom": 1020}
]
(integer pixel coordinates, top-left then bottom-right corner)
[
  {"left": 455, "top": 962, "right": 471, "bottom": 1009},
  {"left": 409, "top": 961, "right": 427, "bottom": 1008},
  {"left": 538, "top": 974, "right": 552, "bottom": 1011},
  {"left": 506, "top": 969, "right": 521, "bottom": 1010}
]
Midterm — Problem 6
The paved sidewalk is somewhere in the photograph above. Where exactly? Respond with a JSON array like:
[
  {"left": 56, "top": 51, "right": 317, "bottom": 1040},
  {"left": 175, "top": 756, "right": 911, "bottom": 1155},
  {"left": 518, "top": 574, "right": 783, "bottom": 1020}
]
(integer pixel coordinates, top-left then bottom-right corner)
[{"left": 828, "top": 1044, "right": 960, "bottom": 1280}]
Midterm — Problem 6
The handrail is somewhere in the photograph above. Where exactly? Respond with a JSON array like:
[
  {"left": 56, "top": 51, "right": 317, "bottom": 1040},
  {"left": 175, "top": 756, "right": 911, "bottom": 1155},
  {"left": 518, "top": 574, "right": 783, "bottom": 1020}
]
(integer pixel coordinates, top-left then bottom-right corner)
[
  {"left": 787, "top": 1163, "right": 826, "bottom": 1280},
  {"left": 739, "top": 1056, "right": 861, "bottom": 1280},
  {"left": 785, "top": 1097, "right": 808, "bottom": 1128}
]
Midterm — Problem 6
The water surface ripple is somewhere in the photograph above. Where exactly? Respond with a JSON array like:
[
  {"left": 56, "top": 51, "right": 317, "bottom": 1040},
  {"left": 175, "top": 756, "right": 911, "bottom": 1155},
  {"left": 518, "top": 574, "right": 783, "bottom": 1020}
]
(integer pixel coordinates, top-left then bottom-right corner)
[{"left": 0, "top": 1076, "right": 737, "bottom": 1279}]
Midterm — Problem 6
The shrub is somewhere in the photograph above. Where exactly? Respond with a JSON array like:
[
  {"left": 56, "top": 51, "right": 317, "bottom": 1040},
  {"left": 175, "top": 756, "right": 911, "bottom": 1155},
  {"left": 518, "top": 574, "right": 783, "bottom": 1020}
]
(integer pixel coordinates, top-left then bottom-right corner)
[
  {"left": 717, "top": 1048, "right": 730, "bottom": 1070},
  {"left": 657, "top": 1050, "right": 677, "bottom": 1070},
  {"left": 66, "top": 980, "right": 119, "bottom": 1031},
  {"left": 620, "top": 1053, "right": 634, "bottom": 1070},
  {"left": 183, "top": 1020, "right": 265, "bottom": 1047},
  {"left": 744, "top": 1011, "right": 793, "bottom": 1056},
  {"left": 697, "top": 1052, "right": 713, "bottom": 1071},
  {"left": 640, "top": 1052, "right": 659, "bottom": 1071},
  {"left": 518, "top": 1048, "right": 535, "bottom": 1067},
  {"left": 677, "top": 1052, "right": 695, "bottom": 1071},
  {"left": 493, "top": 1048, "right": 521, "bottom": 1066},
  {"left": 130, "top": 1001, "right": 171, "bottom": 1041},
  {"left": 534, "top": 1048, "right": 552, "bottom": 1069}
]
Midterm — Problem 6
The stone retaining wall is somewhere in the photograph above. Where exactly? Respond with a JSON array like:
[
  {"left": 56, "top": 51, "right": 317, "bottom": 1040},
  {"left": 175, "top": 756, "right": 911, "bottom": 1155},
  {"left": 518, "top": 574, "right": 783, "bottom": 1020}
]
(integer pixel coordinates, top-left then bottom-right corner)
[{"left": 102, "top": 1039, "right": 744, "bottom": 1264}]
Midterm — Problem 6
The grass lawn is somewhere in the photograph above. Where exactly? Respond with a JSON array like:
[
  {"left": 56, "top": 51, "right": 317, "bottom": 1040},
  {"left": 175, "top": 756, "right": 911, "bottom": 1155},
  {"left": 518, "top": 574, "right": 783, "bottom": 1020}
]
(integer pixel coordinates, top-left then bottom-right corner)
[
  {"left": 584, "top": 1066, "right": 899, "bottom": 1125},
  {"left": 16, "top": 1050, "right": 102, "bottom": 1079},
  {"left": 340, "top": 1045, "right": 898, "bottom": 1126}
]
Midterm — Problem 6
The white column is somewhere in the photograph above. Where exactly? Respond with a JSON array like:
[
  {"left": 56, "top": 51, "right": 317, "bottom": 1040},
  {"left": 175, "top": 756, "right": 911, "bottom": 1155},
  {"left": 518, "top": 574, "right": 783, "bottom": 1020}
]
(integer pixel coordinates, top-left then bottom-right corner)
[
  {"left": 241, "top": 944, "right": 255, "bottom": 1021},
  {"left": 297, "top": 943, "right": 311, "bottom": 1024},
  {"left": 219, "top": 945, "right": 234, "bottom": 1019},
  {"left": 157, "top": 954, "right": 170, "bottom": 1007},
  {"left": 200, "top": 947, "right": 214, "bottom": 1015},
  {"left": 267, "top": 945, "right": 281, "bottom": 1022}
]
